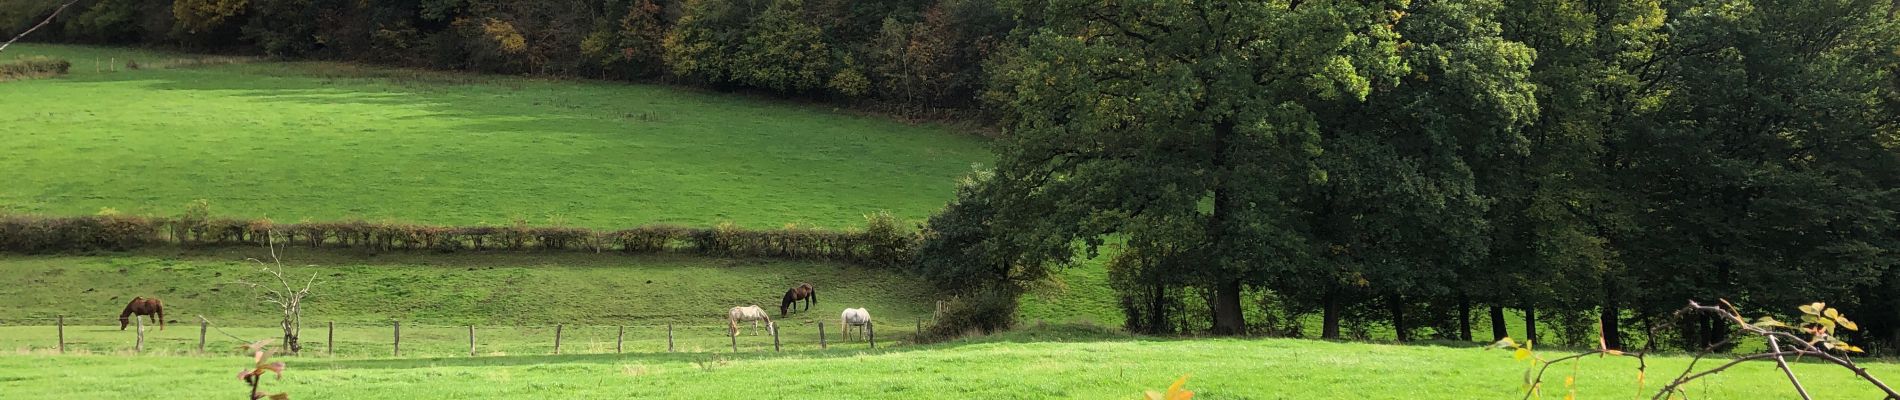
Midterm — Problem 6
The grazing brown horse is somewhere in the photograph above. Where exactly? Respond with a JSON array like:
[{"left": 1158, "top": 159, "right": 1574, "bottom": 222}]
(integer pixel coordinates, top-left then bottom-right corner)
[
  {"left": 780, "top": 283, "right": 816, "bottom": 317},
  {"left": 119, "top": 297, "right": 164, "bottom": 331}
]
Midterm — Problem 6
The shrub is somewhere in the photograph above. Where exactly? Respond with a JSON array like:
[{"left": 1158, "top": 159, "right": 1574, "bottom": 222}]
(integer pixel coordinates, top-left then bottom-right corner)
[
  {"left": 0, "top": 56, "right": 72, "bottom": 80},
  {"left": 920, "top": 287, "right": 1019, "bottom": 342}
]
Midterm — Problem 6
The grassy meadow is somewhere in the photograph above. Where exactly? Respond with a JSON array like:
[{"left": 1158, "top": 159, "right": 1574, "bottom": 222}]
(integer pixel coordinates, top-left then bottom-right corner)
[
  {"left": 9, "top": 44, "right": 1896, "bottom": 399},
  {"left": 5, "top": 326, "right": 1899, "bottom": 399},
  {"left": 0, "top": 44, "right": 990, "bottom": 228}
]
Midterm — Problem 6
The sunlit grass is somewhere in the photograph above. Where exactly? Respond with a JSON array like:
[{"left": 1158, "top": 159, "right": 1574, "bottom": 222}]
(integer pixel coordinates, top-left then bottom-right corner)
[
  {"left": 1, "top": 325, "right": 1895, "bottom": 399},
  {"left": 0, "top": 44, "right": 991, "bottom": 228}
]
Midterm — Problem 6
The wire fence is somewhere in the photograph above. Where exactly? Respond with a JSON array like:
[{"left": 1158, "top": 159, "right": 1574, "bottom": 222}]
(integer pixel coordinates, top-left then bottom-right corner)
[{"left": 0, "top": 315, "right": 924, "bottom": 358}]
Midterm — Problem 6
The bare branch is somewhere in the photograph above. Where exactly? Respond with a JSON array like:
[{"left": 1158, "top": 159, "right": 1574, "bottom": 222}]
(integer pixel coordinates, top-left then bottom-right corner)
[
  {"left": 0, "top": 0, "right": 80, "bottom": 54},
  {"left": 1765, "top": 335, "right": 1813, "bottom": 400}
]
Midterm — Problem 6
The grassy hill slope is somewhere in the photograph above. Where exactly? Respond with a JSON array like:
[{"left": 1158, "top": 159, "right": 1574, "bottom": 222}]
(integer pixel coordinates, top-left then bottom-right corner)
[
  {"left": 0, "top": 248, "right": 934, "bottom": 326},
  {"left": 0, "top": 44, "right": 990, "bottom": 228}
]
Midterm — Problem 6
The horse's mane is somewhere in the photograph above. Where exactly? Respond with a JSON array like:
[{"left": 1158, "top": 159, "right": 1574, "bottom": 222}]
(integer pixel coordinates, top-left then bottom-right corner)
[{"left": 119, "top": 297, "right": 148, "bottom": 317}]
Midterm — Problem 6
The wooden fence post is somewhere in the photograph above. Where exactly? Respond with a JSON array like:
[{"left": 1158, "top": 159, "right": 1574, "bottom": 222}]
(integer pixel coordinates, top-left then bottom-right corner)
[
  {"left": 554, "top": 324, "right": 563, "bottom": 355},
  {"left": 616, "top": 326, "right": 624, "bottom": 354},
  {"left": 916, "top": 320, "right": 921, "bottom": 343},
  {"left": 199, "top": 319, "right": 208, "bottom": 354},
  {"left": 327, "top": 321, "right": 334, "bottom": 356},
  {"left": 56, "top": 315, "right": 64, "bottom": 354},
  {"left": 667, "top": 324, "right": 674, "bottom": 353},
  {"left": 772, "top": 325, "right": 781, "bottom": 352},
  {"left": 393, "top": 321, "right": 401, "bottom": 357},
  {"left": 468, "top": 325, "right": 476, "bottom": 357},
  {"left": 818, "top": 321, "right": 826, "bottom": 349},
  {"left": 868, "top": 321, "right": 876, "bottom": 349},
  {"left": 136, "top": 316, "right": 145, "bottom": 353}
]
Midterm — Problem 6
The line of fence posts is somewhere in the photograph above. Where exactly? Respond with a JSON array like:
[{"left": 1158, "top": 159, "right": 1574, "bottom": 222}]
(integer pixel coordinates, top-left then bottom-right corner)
[{"left": 30, "top": 318, "right": 921, "bottom": 356}]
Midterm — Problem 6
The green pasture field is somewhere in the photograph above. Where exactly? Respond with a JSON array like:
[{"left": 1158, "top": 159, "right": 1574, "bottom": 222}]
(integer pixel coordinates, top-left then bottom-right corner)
[
  {"left": 0, "top": 248, "right": 936, "bottom": 327},
  {"left": 0, "top": 44, "right": 991, "bottom": 229},
  {"left": 2, "top": 325, "right": 1896, "bottom": 399}
]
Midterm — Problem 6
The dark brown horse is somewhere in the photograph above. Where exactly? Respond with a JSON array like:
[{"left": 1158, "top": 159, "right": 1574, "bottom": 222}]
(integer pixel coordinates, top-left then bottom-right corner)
[
  {"left": 780, "top": 283, "right": 816, "bottom": 317},
  {"left": 119, "top": 297, "right": 164, "bottom": 331}
]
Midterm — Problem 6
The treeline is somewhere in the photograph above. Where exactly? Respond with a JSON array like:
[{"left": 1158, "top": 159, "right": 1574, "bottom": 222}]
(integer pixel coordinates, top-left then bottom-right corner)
[
  {"left": 0, "top": 0, "right": 1015, "bottom": 116},
  {"left": 914, "top": 0, "right": 1900, "bottom": 353},
  {"left": 0, "top": 211, "right": 918, "bottom": 267}
]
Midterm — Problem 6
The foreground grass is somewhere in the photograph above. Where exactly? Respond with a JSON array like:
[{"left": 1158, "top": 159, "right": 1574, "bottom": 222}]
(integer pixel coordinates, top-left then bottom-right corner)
[
  {"left": 0, "top": 44, "right": 990, "bottom": 228},
  {"left": 2, "top": 327, "right": 1895, "bottom": 399}
]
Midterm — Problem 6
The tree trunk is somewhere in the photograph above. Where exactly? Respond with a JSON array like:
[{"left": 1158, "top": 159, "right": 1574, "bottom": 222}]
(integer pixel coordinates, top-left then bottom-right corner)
[
  {"left": 1211, "top": 280, "right": 1245, "bottom": 335},
  {"left": 1490, "top": 305, "right": 1508, "bottom": 341},
  {"left": 1147, "top": 284, "right": 1171, "bottom": 334},
  {"left": 1389, "top": 293, "right": 1408, "bottom": 342},
  {"left": 1457, "top": 292, "right": 1472, "bottom": 341},
  {"left": 1322, "top": 289, "right": 1342, "bottom": 340},
  {"left": 1206, "top": 118, "right": 1246, "bottom": 336},
  {"left": 1601, "top": 280, "right": 1622, "bottom": 350},
  {"left": 1524, "top": 304, "right": 1539, "bottom": 344}
]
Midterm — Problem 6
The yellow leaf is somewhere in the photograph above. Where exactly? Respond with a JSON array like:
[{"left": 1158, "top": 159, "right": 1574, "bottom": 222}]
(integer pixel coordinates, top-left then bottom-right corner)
[
  {"left": 1838, "top": 317, "right": 1859, "bottom": 331},
  {"left": 1825, "top": 308, "right": 1842, "bottom": 320},
  {"left": 1489, "top": 337, "right": 1518, "bottom": 350},
  {"left": 1159, "top": 375, "right": 1193, "bottom": 400},
  {"left": 1605, "top": 349, "right": 1625, "bottom": 356},
  {"left": 1145, "top": 390, "right": 1164, "bottom": 400},
  {"left": 1564, "top": 393, "right": 1575, "bottom": 400},
  {"left": 1564, "top": 376, "right": 1575, "bottom": 387},
  {"left": 1514, "top": 347, "right": 1532, "bottom": 360}
]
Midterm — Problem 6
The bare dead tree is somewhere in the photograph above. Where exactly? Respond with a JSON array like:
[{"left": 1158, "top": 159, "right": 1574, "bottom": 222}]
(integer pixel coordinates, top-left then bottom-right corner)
[
  {"left": 233, "top": 232, "right": 320, "bottom": 355},
  {"left": 0, "top": 0, "right": 81, "bottom": 54}
]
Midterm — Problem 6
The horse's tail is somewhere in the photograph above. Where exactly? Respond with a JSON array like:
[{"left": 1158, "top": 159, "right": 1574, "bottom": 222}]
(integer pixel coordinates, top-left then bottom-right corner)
[{"left": 810, "top": 287, "right": 816, "bottom": 305}]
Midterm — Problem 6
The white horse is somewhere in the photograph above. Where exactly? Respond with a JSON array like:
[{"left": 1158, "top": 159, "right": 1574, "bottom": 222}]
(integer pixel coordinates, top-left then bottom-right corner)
[
  {"left": 840, "top": 307, "right": 872, "bottom": 341},
  {"left": 728, "top": 305, "right": 776, "bottom": 337}
]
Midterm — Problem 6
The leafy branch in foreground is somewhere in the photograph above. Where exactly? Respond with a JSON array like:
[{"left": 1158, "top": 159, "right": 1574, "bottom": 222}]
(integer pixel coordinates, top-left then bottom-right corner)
[
  {"left": 1142, "top": 375, "right": 1193, "bottom": 400},
  {"left": 235, "top": 339, "right": 290, "bottom": 400},
  {"left": 1491, "top": 300, "right": 1897, "bottom": 400}
]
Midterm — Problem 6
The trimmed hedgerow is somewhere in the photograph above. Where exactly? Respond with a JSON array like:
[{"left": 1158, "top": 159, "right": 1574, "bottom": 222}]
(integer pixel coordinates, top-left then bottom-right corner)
[
  {"left": 0, "top": 213, "right": 920, "bottom": 267},
  {"left": 0, "top": 56, "right": 70, "bottom": 81}
]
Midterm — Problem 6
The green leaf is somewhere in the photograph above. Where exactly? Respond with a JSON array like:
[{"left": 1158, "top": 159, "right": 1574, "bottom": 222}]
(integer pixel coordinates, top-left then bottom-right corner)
[{"left": 1753, "top": 316, "right": 1790, "bottom": 329}]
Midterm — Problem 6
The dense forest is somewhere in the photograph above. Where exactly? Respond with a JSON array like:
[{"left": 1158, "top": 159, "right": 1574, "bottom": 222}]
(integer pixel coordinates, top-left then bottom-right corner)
[{"left": 7, "top": 0, "right": 1899, "bottom": 352}]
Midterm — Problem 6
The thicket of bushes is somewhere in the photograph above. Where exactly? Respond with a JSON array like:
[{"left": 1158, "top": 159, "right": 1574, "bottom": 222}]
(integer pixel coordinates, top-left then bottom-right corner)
[
  {"left": 0, "top": 212, "right": 919, "bottom": 267},
  {"left": 0, "top": 56, "right": 70, "bottom": 80},
  {"left": 0, "top": 0, "right": 1014, "bottom": 118}
]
